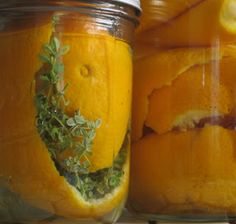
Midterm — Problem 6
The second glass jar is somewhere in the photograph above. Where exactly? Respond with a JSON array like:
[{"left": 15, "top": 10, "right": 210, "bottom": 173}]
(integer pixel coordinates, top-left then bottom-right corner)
[{"left": 129, "top": 0, "right": 236, "bottom": 222}]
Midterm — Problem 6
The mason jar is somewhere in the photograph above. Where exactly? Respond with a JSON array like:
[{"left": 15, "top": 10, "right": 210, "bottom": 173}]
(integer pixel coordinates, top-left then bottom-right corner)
[
  {"left": 129, "top": 0, "right": 236, "bottom": 222},
  {"left": 0, "top": 0, "right": 140, "bottom": 223}
]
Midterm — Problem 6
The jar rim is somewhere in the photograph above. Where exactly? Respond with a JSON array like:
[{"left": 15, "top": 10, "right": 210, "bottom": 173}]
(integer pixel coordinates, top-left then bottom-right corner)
[{"left": 112, "top": 0, "right": 141, "bottom": 12}]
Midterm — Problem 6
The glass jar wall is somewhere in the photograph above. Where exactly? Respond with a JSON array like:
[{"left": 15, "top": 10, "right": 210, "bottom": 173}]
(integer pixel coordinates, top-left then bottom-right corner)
[
  {"left": 0, "top": 1, "right": 139, "bottom": 223},
  {"left": 129, "top": 0, "right": 236, "bottom": 222}
]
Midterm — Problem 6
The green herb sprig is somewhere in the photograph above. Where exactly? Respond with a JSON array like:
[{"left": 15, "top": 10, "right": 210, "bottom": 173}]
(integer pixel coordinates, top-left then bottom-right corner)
[
  {"left": 35, "top": 34, "right": 126, "bottom": 201},
  {"left": 35, "top": 36, "right": 101, "bottom": 175},
  {"left": 58, "top": 137, "right": 127, "bottom": 200}
]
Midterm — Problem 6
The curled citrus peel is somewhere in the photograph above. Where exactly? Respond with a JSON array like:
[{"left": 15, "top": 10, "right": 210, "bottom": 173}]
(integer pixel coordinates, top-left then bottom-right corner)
[{"left": 132, "top": 46, "right": 236, "bottom": 140}]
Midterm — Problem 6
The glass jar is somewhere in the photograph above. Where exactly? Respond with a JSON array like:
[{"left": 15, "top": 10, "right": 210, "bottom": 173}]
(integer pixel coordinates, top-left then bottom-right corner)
[
  {"left": 0, "top": 0, "right": 140, "bottom": 223},
  {"left": 129, "top": 0, "right": 236, "bottom": 222}
]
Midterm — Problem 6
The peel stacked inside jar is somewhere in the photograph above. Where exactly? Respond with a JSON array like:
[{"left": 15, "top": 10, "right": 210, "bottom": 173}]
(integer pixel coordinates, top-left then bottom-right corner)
[{"left": 130, "top": 0, "right": 236, "bottom": 216}]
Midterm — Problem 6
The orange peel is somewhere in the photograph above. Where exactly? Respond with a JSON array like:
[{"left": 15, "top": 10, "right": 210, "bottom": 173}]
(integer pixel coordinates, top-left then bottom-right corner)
[
  {"left": 137, "top": 0, "right": 236, "bottom": 47},
  {"left": 130, "top": 125, "right": 236, "bottom": 213},
  {"left": 132, "top": 46, "right": 236, "bottom": 140}
]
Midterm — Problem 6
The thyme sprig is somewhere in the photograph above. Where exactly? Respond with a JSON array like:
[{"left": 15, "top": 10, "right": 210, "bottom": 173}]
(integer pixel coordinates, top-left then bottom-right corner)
[
  {"left": 35, "top": 36, "right": 101, "bottom": 175},
  {"left": 35, "top": 34, "right": 126, "bottom": 200},
  {"left": 59, "top": 144, "right": 127, "bottom": 200}
]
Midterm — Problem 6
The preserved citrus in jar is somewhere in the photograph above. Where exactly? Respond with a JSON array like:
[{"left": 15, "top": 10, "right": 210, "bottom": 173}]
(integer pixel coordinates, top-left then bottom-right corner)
[
  {"left": 129, "top": 0, "right": 236, "bottom": 222},
  {"left": 0, "top": 1, "right": 140, "bottom": 223}
]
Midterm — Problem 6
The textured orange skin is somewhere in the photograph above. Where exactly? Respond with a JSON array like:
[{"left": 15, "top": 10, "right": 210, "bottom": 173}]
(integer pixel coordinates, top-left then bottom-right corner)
[
  {"left": 61, "top": 33, "right": 132, "bottom": 171},
  {"left": 132, "top": 46, "right": 236, "bottom": 140},
  {"left": 218, "top": 57, "right": 236, "bottom": 114},
  {"left": 52, "top": 13, "right": 132, "bottom": 171},
  {"left": 130, "top": 126, "right": 236, "bottom": 214},
  {"left": 146, "top": 61, "right": 233, "bottom": 134},
  {"left": 0, "top": 25, "right": 52, "bottom": 141},
  {"left": 137, "top": 0, "right": 236, "bottom": 47}
]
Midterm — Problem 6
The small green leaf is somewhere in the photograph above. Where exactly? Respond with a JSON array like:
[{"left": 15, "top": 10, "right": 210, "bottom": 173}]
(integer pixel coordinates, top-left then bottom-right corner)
[
  {"left": 74, "top": 115, "right": 82, "bottom": 124},
  {"left": 96, "top": 119, "right": 102, "bottom": 128},
  {"left": 82, "top": 160, "right": 90, "bottom": 168},
  {"left": 39, "top": 54, "right": 51, "bottom": 64},
  {"left": 54, "top": 62, "right": 64, "bottom": 74},
  {"left": 66, "top": 118, "right": 76, "bottom": 127},
  {"left": 40, "top": 75, "right": 50, "bottom": 82},
  {"left": 43, "top": 43, "right": 55, "bottom": 55},
  {"left": 88, "top": 191, "right": 93, "bottom": 198},
  {"left": 51, "top": 36, "right": 60, "bottom": 51},
  {"left": 52, "top": 15, "right": 59, "bottom": 26}
]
